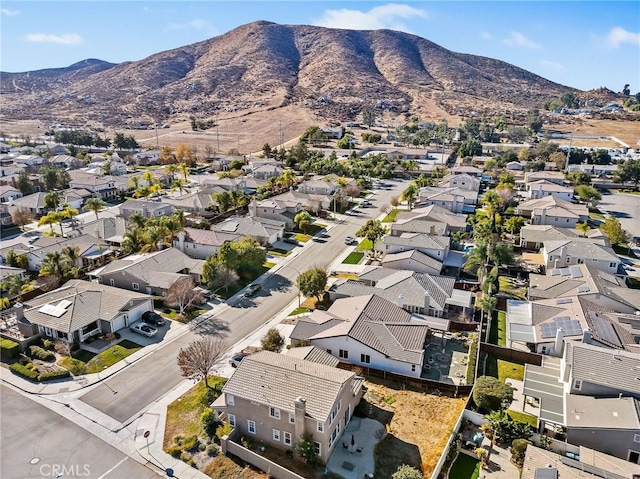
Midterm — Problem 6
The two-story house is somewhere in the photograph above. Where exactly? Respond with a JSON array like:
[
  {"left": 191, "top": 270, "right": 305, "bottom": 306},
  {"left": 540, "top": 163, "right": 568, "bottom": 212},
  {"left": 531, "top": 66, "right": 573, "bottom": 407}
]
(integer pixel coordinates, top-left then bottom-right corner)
[
  {"left": 213, "top": 216, "right": 285, "bottom": 246},
  {"left": 378, "top": 233, "right": 450, "bottom": 262},
  {"left": 391, "top": 204, "right": 468, "bottom": 236},
  {"left": 68, "top": 171, "right": 118, "bottom": 200},
  {"left": 527, "top": 180, "right": 574, "bottom": 201},
  {"left": 118, "top": 199, "right": 175, "bottom": 219},
  {"left": 439, "top": 173, "right": 480, "bottom": 192},
  {"left": 0, "top": 185, "right": 22, "bottom": 204},
  {"left": 519, "top": 224, "right": 608, "bottom": 250},
  {"left": 213, "top": 349, "right": 364, "bottom": 464},
  {"left": 174, "top": 228, "right": 242, "bottom": 260},
  {"left": 249, "top": 198, "right": 303, "bottom": 229},
  {"left": 542, "top": 240, "right": 620, "bottom": 274}
]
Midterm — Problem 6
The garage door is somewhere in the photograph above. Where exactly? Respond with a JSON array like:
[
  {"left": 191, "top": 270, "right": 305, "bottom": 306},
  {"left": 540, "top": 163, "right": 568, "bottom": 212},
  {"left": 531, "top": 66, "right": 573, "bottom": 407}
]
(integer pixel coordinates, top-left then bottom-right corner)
[{"left": 111, "top": 315, "right": 126, "bottom": 332}]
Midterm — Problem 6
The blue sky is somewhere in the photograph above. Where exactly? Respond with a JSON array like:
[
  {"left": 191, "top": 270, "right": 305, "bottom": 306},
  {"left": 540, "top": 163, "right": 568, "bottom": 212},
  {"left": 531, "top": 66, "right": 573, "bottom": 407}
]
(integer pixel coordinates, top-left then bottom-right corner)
[{"left": 1, "top": 1, "right": 639, "bottom": 92}]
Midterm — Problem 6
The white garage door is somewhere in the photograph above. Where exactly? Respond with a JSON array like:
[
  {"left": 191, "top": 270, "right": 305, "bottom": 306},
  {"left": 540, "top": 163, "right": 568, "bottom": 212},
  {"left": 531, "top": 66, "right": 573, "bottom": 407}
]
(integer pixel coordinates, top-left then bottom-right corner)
[{"left": 111, "top": 315, "right": 126, "bottom": 332}]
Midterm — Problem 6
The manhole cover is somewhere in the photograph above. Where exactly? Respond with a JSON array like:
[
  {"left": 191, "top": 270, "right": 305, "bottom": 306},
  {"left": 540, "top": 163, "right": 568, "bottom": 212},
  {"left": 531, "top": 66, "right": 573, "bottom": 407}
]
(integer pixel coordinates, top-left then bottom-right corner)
[{"left": 30, "top": 457, "right": 40, "bottom": 465}]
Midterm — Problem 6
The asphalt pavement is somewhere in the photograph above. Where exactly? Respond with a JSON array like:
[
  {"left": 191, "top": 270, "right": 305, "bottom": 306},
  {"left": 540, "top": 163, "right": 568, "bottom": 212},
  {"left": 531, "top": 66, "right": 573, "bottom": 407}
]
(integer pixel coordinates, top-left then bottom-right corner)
[
  {"left": 78, "top": 181, "right": 407, "bottom": 425},
  {"left": 0, "top": 385, "right": 158, "bottom": 479}
]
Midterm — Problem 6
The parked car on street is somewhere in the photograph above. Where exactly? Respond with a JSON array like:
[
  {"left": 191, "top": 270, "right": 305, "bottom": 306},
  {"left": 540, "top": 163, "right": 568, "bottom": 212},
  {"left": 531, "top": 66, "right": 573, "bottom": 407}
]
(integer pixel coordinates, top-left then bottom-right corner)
[
  {"left": 129, "top": 322, "right": 157, "bottom": 337},
  {"left": 229, "top": 352, "right": 248, "bottom": 368},
  {"left": 142, "top": 311, "right": 165, "bottom": 327},
  {"left": 344, "top": 236, "right": 357, "bottom": 245},
  {"left": 283, "top": 236, "right": 299, "bottom": 245},
  {"left": 244, "top": 283, "right": 261, "bottom": 297}
]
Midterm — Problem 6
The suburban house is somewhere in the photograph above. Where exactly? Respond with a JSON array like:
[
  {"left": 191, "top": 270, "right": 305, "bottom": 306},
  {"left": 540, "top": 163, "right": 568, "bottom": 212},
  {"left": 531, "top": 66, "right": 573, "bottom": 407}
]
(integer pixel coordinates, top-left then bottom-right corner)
[
  {"left": 505, "top": 161, "right": 525, "bottom": 171},
  {"left": 439, "top": 173, "right": 480, "bottom": 191},
  {"left": 249, "top": 198, "right": 303, "bottom": 229},
  {"left": 0, "top": 264, "right": 27, "bottom": 282},
  {"left": 329, "top": 267, "right": 473, "bottom": 318},
  {"left": 50, "top": 154, "right": 81, "bottom": 170},
  {"left": 213, "top": 216, "right": 285, "bottom": 246},
  {"left": 212, "top": 350, "right": 364, "bottom": 464},
  {"left": 7, "top": 192, "right": 48, "bottom": 216},
  {"left": 524, "top": 171, "right": 566, "bottom": 186},
  {"left": 118, "top": 199, "right": 175, "bottom": 219},
  {"left": 133, "top": 151, "right": 160, "bottom": 165},
  {"left": 0, "top": 185, "right": 22, "bottom": 203},
  {"left": 248, "top": 163, "right": 284, "bottom": 180},
  {"left": 380, "top": 249, "right": 444, "bottom": 275},
  {"left": 290, "top": 294, "right": 438, "bottom": 378},
  {"left": 527, "top": 180, "right": 574, "bottom": 201},
  {"left": 418, "top": 186, "right": 479, "bottom": 213},
  {"left": 79, "top": 217, "right": 128, "bottom": 248},
  {"left": 16, "top": 279, "right": 153, "bottom": 344},
  {"left": 506, "top": 295, "right": 637, "bottom": 355},
  {"left": 11, "top": 154, "right": 45, "bottom": 167},
  {"left": 298, "top": 178, "right": 337, "bottom": 196},
  {"left": 516, "top": 197, "right": 588, "bottom": 226},
  {"left": 519, "top": 225, "right": 608, "bottom": 250},
  {"left": 378, "top": 233, "right": 450, "bottom": 261},
  {"left": 201, "top": 176, "right": 247, "bottom": 193},
  {"left": 449, "top": 165, "right": 483, "bottom": 177},
  {"left": 528, "top": 263, "right": 640, "bottom": 312},
  {"left": 163, "top": 189, "right": 221, "bottom": 214},
  {"left": 24, "top": 234, "right": 112, "bottom": 272},
  {"left": 173, "top": 228, "right": 242, "bottom": 260},
  {"left": 88, "top": 248, "right": 205, "bottom": 296},
  {"left": 321, "top": 126, "right": 345, "bottom": 139},
  {"left": 542, "top": 240, "right": 620, "bottom": 274},
  {"left": 67, "top": 171, "right": 118, "bottom": 200},
  {"left": 391, "top": 205, "right": 468, "bottom": 236},
  {"left": 567, "top": 163, "right": 619, "bottom": 176},
  {"left": 522, "top": 342, "right": 640, "bottom": 463}
]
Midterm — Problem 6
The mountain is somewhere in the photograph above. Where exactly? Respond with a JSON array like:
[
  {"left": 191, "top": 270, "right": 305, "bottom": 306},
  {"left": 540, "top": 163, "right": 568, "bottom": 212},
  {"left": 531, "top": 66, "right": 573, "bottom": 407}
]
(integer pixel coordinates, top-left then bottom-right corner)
[{"left": 0, "top": 21, "right": 574, "bottom": 125}]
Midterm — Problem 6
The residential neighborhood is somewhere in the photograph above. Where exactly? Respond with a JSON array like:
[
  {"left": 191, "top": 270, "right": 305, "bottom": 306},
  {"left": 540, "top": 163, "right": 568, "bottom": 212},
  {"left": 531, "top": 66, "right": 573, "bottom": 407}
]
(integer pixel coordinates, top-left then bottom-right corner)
[{"left": 2, "top": 101, "right": 640, "bottom": 479}]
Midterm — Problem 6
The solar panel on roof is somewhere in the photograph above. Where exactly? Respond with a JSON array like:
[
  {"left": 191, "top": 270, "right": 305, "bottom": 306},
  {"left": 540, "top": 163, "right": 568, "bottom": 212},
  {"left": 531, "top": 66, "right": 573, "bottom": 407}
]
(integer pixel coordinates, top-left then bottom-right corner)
[
  {"left": 550, "top": 269, "right": 561, "bottom": 276},
  {"left": 534, "top": 468, "right": 558, "bottom": 479},
  {"left": 589, "top": 314, "right": 621, "bottom": 347},
  {"left": 540, "top": 316, "right": 583, "bottom": 338},
  {"left": 556, "top": 297, "right": 573, "bottom": 305},
  {"left": 576, "top": 285, "right": 590, "bottom": 293},
  {"left": 57, "top": 299, "right": 72, "bottom": 309},
  {"left": 569, "top": 266, "right": 583, "bottom": 278}
]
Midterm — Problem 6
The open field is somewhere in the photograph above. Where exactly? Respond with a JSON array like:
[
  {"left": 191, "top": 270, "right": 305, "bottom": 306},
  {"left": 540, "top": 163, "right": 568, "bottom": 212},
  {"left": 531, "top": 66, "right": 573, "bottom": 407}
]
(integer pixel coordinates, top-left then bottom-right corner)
[
  {"left": 364, "top": 379, "right": 467, "bottom": 477},
  {"left": 547, "top": 118, "right": 640, "bottom": 147}
]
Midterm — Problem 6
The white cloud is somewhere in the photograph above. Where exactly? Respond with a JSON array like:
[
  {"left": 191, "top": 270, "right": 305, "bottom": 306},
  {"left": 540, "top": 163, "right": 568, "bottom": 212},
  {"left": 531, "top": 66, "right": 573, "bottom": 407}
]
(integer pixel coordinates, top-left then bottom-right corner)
[
  {"left": 313, "top": 3, "right": 428, "bottom": 33},
  {"left": 480, "top": 31, "right": 492, "bottom": 40},
  {"left": 503, "top": 31, "right": 541, "bottom": 49},
  {"left": 606, "top": 26, "right": 640, "bottom": 48},
  {"left": 1, "top": 8, "right": 20, "bottom": 16},
  {"left": 540, "top": 59, "right": 563, "bottom": 71},
  {"left": 24, "top": 33, "right": 83, "bottom": 45},
  {"left": 165, "top": 19, "right": 218, "bottom": 36}
]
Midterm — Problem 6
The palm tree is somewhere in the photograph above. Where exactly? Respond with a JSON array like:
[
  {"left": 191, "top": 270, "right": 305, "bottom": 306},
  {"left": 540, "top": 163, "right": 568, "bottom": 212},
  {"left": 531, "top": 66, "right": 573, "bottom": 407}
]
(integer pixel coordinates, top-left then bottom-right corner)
[
  {"left": 39, "top": 251, "right": 66, "bottom": 287},
  {"left": 280, "top": 169, "right": 297, "bottom": 189},
  {"left": 60, "top": 246, "right": 82, "bottom": 279},
  {"left": 173, "top": 209, "right": 186, "bottom": 228},
  {"left": 122, "top": 228, "right": 145, "bottom": 255},
  {"left": 478, "top": 294, "right": 498, "bottom": 341},
  {"left": 464, "top": 240, "right": 490, "bottom": 281},
  {"left": 171, "top": 179, "right": 186, "bottom": 195},
  {"left": 44, "top": 191, "right": 61, "bottom": 212},
  {"left": 140, "top": 225, "right": 168, "bottom": 253},
  {"left": 127, "top": 175, "right": 140, "bottom": 191},
  {"left": 60, "top": 203, "right": 79, "bottom": 230},
  {"left": 142, "top": 170, "right": 156, "bottom": 187},
  {"left": 133, "top": 185, "right": 150, "bottom": 199},
  {"left": 83, "top": 197, "right": 107, "bottom": 221},
  {"left": 482, "top": 190, "right": 502, "bottom": 233},
  {"left": 491, "top": 242, "right": 515, "bottom": 268},
  {"left": 164, "top": 163, "right": 179, "bottom": 182},
  {"left": 401, "top": 183, "right": 418, "bottom": 211},
  {"left": 178, "top": 162, "right": 189, "bottom": 183},
  {"left": 128, "top": 212, "right": 147, "bottom": 229},
  {"left": 1, "top": 274, "right": 36, "bottom": 300},
  {"left": 576, "top": 221, "right": 591, "bottom": 237}
]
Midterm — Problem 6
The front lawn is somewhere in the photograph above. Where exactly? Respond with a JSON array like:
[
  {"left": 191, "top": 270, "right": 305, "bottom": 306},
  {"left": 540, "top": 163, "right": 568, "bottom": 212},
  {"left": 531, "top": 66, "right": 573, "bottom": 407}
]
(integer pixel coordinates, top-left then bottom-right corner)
[
  {"left": 588, "top": 209, "right": 606, "bottom": 221},
  {"left": 288, "top": 307, "right": 312, "bottom": 316},
  {"left": 294, "top": 233, "right": 311, "bottom": 243},
  {"left": 342, "top": 251, "right": 364, "bottom": 264},
  {"left": 267, "top": 248, "right": 291, "bottom": 257},
  {"left": 382, "top": 209, "right": 399, "bottom": 222},
  {"left": 162, "top": 308, "right": 207, "bottom": 323},
  {"left": 449, "top": 454, "right": 480, "bottom": 479},
  {"left": 59, "top": 340, "right": 143, "bottom": 375},
  {"left": 264, "top": 261, "right": 275, "bottom": 269},
  {"left": 357, "top": 239, "right": 373, "bottom": 251}
]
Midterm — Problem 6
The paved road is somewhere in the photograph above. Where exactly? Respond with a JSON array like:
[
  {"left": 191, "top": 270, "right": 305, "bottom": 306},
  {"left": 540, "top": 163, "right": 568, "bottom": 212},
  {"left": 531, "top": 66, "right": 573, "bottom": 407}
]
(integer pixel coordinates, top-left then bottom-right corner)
[
  {"left": 599, "top": 191, "right": 640, "bottom": 238},
  {"left": 0, "top": 386, "right": 158, "bottom": 479},
  {"left": 80, "top": 181, "right": 408, "bottom": 423}
]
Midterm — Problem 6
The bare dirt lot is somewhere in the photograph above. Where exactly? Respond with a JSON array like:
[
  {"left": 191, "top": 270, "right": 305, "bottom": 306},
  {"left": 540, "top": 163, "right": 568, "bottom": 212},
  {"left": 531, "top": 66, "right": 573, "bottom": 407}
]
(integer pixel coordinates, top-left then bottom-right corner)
[
  {"left": 363, "top": 379, "right": 467, "bottom": 478},
  {"left": 548, "top": 118, "right": 640, "bottom": 147}
]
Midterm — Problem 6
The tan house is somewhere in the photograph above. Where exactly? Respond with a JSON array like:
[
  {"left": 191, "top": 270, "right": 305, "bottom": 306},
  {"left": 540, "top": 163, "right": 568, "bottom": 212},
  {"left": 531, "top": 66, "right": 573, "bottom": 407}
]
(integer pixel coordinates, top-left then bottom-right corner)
[{"left": 213, "top": 350, "right": 364, "bottom": 463}]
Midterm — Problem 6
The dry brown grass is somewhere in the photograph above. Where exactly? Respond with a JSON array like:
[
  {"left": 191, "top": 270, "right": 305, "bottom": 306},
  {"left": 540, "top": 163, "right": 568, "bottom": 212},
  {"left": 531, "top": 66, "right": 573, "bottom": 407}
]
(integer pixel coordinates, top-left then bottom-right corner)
[
  {"left": 364, "top": 380, "right": 467, "bottom": 478},
  {"left": 201, "top": 456, "right": 269, "bottom": 479},
  {"left": 548, "top": 118, "right": 640, "bottom": 147}
]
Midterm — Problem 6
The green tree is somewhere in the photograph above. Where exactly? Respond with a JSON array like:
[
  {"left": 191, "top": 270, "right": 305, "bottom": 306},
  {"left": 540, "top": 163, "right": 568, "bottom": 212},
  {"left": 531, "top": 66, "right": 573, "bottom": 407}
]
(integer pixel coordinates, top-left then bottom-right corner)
[
  {"left": 473, "top": 376, "right": 514, "bottom": 411},
  {"left": 503, "top": 216, "right": 525, "bottom": 236},
  {"left": 1, "top": 274, "right": 36, "bottom": 300},
  {"left": 213, "top": 191, "right": 234, "bottom": 213},
  {"left": 574, "top": 184, "right": 601, "bottom": 207},
  {"left": 362, "top": 104, "right": 376, "bottom": 128},
  {"left": 83, "top": 197, "right": 107, "bottom": 221},
  {"left": 356, "top": 219, "right": 387, "bottom": 255},
  {"left": 178, "top": 162, "right": 190, "bottom": 183},
  {"left": 566, "top": 171, "right": 591, "bottom": 186},
  {"left": 44, "top": 191, "right": 61, "bottom": 212},
  {"left": 262, "top": 143, "right": 272, "bottom": 158},
  {"left": 337, "top": 134, "right": 352, "bottom": 149},
  {"left": 38, "top": 212, "right": 61, "bottom": 235},
  {"left": 391, "top": 464, "right": 422, "bottom": 479},
  {"left": 613, "top": 158, "right": 640, "bottom": 188},
  {"left": 600, "top": 217, "right": 626, "bottom": 245},
  {"left": 457, "top": 139, "right": 482, "bottom": 157},
  {"left": 219, "top": 237, "right": 266, "bottom": 278},
  {"left": 297, "top": 267, "right": 328, "bottom": 301},
  {"left": 202, "top": 255, "right": 238, "bottom": 292},
  {"left": 294, "top": 210, "right": 312, "bottom": 233},
  {"left": 511, "top": 439, "right": 529, "bottom": 466},
  {"left": 296, "top": 433, "right": 319, "bottom": 465},
  {"left": 261, "top": 328, "right": 285, "bottom": 353},
  {"left": 401, "top": 183, "right": 418, "bottom": 211},
  {"left": 576, "top": 221, "right": 591, "bottom": 237},
  {"left": 16, "top": 171, "right": 35, "bottom": 195}
]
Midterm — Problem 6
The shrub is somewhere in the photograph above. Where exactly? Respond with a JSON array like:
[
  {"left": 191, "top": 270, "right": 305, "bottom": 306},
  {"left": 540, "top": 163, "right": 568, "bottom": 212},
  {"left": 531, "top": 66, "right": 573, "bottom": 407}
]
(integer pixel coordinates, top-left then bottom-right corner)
[
  {"left": 166, "top": 445, "right": 182, "bottom": 457},
  {"left": 206, "top": 444, "right": 218, "bottom": 457},
  {"left": 38, "top": 369, "right": 71, "bottom": 381},
  {"left": 201, "top": 407, "right": 220, "bottom": 438},
  {"left": 42, "top": 339, "right": 55, "bottom": 350},
  {"left": 473, "top": 376, "right": 514, "bottom": 411},
  {"left": 0, "top": 338, "right": 20, "bottom": 360},
  {"left": 511, "top": 438, "right": 529, "bottom": 465},
  {"left": 9, "top": 363, "right": 39, "bottom": 380},
  {"left": 19, "top": 353, "right": 31, "bottom": 365},
  {"left": 180, "top": 451, "right": 191, "bottom": 462},
  {"left": 392, "top": 464, "right": 423, "bottom": 479},
  {"left": 215, "top": 422, "right": 233, "bottom": 441},
  {"left": 296, "top": 433, "right": 318, "bottom": 465},
  {"left": 54, "top": 340, "right": 71, "bottom": 356},
  {"left": 260, "top": 327, "right": 285, "bottom": 353},
  {"left": 181, "top": 435, "right": 198, "bottom": 452},
  {"left": 29, "top": 345, "right": 55, "bottom": 362}
]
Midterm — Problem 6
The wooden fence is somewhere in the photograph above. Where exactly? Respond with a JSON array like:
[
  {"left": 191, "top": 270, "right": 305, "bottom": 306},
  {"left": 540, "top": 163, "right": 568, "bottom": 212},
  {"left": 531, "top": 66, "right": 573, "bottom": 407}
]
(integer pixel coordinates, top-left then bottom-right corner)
[{"left": 479, "top": 342, "right": 543, "bottom": 366}]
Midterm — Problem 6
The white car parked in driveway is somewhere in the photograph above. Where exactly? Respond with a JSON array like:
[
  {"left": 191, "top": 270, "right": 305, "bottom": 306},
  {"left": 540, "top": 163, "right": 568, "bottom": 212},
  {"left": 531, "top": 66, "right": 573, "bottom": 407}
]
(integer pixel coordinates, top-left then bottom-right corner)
[{"left": 129, "top": 322, "right": 157, "bottom": 337}]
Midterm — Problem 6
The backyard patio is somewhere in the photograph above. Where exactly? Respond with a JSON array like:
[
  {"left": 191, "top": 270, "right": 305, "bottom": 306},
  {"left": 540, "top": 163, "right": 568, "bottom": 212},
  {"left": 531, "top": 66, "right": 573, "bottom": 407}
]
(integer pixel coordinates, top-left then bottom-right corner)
[
  {"left": 326, "top": 416, "right": 384, "bottom": 479},
  {"left": 421, "top": 336, "right": 469, "bottom": 385}
]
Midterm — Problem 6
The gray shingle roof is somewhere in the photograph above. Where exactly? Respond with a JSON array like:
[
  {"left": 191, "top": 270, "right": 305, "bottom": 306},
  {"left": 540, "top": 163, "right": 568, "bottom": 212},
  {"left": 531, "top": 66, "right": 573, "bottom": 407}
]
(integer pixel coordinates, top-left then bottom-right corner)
[
  {"left": 23, "top": 279, "right": 148, "bottom": 333},
  {"left": 381, "top": 249, "right": 444, "bottom": 272},
  {"left": 285, "top": 346, "right": 340, "bottom": 367},
  {"left": 544, "top": 240, "right": 618, "bottom": 262},
  {"left": 222, "top": 351, "right": 359, "bottom": 421},
  {"left": 381, "top": 233, "right": 450, "bottom": 251},
  {"left": 566, "top": 341, "right": 640, "bottom": 395}
]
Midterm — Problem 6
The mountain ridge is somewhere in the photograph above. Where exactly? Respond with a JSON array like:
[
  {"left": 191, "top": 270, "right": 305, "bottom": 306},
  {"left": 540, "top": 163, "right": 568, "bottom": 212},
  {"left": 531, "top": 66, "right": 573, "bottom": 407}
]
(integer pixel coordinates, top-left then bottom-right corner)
[{"left": 0, "top": 21, "right": 575, "bottom": 125}]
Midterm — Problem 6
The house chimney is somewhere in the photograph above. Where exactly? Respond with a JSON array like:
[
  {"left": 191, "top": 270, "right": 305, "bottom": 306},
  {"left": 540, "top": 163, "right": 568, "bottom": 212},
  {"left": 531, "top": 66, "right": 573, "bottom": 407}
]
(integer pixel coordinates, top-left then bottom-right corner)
[
  {"left": 429, "top": 224, "right": 435, "bottom": 236},
  {"left": 141, "top": 204, "right": 148, "bottom": 217},
  {"left": 13, "top": 302, "right": 24, "bottom": 321},
  {"left": 177, "top": 231, "right": 186, "bottom": 252},
  {"left": 554, "top": 327, "right": 564, "bottom": 356},
  {"left": 251, "top": 199, "right": 257, "bottom": 217},
  {"left": 397, "top": 294, "right": 404, "bottom": 309},
  {"left": 95, "top": 228, "right": 101, "bottom": 240},
  {"left": 294, "top": 396, "right": 307, "bottom": 448},
  {"left": 424, "top": 291, "right": 431, "bottom": 315},
  {"left": 560, "top": 245, "right": 568, "bottom": 264},
  {"left": 582, "top": 329, "right": 592, "bottom": 345},
  {"left": 540, "top": 207, "right": 547, "bottom": 224}
]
